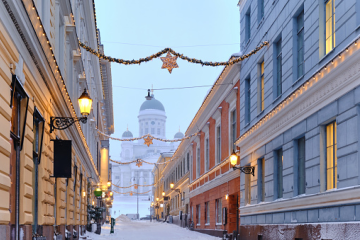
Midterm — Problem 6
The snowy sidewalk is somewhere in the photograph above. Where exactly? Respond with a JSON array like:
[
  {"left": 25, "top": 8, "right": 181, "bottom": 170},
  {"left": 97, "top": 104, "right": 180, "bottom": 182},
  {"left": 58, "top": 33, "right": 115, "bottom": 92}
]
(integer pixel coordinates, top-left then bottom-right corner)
[{"left": 86, "top": 220, "right": 221, "bottom": 240}]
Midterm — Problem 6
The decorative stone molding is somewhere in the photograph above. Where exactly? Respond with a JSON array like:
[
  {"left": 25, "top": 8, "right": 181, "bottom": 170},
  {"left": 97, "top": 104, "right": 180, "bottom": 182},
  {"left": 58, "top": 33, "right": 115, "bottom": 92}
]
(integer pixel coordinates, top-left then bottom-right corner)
[{"left": 236, "top": 40, "right": 360, "bottom": 159}]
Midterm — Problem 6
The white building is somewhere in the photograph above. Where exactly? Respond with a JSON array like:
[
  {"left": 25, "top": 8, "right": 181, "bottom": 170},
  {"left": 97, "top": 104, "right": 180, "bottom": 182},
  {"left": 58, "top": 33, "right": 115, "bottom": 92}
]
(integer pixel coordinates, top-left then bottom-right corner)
[{"left": 112, "top": 93, "right": 184, "bottom": 218}]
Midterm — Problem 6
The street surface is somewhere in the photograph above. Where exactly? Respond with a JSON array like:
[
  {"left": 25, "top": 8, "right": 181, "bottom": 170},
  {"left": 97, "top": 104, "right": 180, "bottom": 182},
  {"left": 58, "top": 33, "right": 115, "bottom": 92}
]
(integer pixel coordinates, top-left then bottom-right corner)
[{"left": 85, "top": 220, "right": 221, "bottom": 240}]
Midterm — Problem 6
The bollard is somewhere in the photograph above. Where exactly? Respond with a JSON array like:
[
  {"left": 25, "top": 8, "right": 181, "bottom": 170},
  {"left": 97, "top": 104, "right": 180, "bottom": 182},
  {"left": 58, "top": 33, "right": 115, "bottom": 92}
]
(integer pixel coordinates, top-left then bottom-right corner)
[{"left": 110, "top": 218, "right": 115, "bottom": 234}]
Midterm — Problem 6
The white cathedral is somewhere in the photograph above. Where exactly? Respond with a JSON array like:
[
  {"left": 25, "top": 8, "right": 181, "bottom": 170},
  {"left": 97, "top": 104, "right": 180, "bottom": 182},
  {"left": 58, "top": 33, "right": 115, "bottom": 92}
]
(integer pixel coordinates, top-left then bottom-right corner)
[{"left": 111, "top": 93, "right": 184, "bottom": 218}]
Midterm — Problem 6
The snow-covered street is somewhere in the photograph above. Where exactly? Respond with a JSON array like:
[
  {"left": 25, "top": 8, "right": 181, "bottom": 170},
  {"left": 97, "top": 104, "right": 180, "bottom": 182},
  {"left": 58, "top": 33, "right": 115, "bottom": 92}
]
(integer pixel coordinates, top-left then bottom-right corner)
[{"left": 85, "top": 220, "right": 221, "bottom": 240}]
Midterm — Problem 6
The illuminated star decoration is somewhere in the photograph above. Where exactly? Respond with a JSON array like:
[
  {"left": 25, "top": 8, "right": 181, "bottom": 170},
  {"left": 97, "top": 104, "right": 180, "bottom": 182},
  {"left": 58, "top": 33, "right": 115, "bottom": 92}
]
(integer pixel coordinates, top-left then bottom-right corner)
[
  {"left": 143, "top": 136, "right": 153, "bottom": 147},
  {"left": 134, "top": 184, "right": 138, "bottom": 190},
  {"left": 136, "top": 159, "right": 143, "bottom": 168},
  {"left": 160, "top": 52, "right": 178, "bottom": 73},
  {"left": 130, "top": 192, "right": 133, "bottom": 196}
]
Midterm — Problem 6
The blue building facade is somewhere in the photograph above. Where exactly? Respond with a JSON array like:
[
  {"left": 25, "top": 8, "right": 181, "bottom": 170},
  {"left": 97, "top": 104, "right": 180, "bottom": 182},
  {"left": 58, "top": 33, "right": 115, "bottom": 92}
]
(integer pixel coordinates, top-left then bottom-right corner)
[{"left": 236, "top": 0, "right": 360, "bottom": 239}]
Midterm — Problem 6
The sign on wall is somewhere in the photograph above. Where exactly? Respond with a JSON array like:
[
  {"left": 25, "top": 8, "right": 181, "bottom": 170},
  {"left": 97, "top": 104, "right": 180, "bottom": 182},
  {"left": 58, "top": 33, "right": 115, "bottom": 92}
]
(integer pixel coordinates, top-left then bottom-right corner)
[{"left": 53, "top": 139, "right": 72, "bottom": 178}]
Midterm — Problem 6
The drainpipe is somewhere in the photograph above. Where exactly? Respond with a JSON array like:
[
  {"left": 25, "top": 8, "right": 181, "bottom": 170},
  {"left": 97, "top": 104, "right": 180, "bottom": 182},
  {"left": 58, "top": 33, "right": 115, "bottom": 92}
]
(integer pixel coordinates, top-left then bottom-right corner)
[{"left": 15, "top": 143, "right": 20, "bottom": 240}]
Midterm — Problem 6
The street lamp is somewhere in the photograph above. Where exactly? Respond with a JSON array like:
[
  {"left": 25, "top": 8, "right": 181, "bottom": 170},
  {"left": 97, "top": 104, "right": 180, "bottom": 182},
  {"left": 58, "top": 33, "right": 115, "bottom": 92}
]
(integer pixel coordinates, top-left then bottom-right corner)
[
  {"left": 107, "top": 181, "right": 112, "bottom": 187},
  {"left": 156, "top": 197, "right": 159, "bottom": 202},
  {"left": 170, "top": 182, "right": 181, "bottom": 193},
  {"left": 230, "top": 150, "right": 255, "bottom": 176},
  {"left": 50, "top": 89, "right": 93, "bottom": 133},
  {"left": 162, "top": 191, "right": 165, "bottom": 197}
]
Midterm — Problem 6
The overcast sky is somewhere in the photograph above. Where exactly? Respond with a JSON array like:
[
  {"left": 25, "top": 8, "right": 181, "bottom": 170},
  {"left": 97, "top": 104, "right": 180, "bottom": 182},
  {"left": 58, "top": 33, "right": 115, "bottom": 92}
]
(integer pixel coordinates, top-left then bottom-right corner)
[{"left": 94, "top": 0, "right": 240, "bottom": 159}]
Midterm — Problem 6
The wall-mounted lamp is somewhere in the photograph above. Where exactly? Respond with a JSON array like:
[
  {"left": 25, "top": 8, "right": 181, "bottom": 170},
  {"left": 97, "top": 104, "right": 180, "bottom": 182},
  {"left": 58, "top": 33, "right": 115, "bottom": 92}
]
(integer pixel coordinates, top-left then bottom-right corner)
[
  {"left": 230, "top": 150, "right": 255, "bottom": 176},
  {"left": 50, "top": 89, "right": 92, "bottom": 133}
]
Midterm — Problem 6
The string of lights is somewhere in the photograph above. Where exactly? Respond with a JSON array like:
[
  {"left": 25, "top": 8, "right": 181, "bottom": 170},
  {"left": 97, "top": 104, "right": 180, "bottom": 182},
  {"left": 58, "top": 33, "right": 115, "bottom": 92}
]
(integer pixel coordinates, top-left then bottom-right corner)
[
  {"left": 97, "top": 128, "right": 200, "bottom": 143},
  {"left": 26, "top": 1, "right": 100, "bottom": 177},
  {"left": 109, "top": 156, "right": 178, "bottom": 166},
  {"left": 112, "top": 183, "right": 154, "bottom": 189},
  {"left": 113, "top": 190, "right": 152, "bottom": 195},
  {"left": 78, "top": 40, "right": 269, "bottom": 67}
]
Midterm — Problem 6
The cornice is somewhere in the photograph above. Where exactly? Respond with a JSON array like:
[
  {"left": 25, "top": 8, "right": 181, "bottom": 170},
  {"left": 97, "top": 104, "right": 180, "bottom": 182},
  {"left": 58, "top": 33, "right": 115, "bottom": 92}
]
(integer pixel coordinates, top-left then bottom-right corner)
[{"left": 236, "top": 37, "right": 360, "bottom": 160}]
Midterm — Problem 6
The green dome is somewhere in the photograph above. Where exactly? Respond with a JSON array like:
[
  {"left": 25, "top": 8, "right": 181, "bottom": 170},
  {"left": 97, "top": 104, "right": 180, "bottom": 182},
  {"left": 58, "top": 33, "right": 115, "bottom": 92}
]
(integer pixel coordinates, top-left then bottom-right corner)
[
  {"left": 122, "top": 130, "right": 133, "bottom": 138},
  {"left": 174, "top": 132, "right": 184, "bottom": 139},
  {"left": 140, "top": 95, "right": 165, "bottom": 112}
]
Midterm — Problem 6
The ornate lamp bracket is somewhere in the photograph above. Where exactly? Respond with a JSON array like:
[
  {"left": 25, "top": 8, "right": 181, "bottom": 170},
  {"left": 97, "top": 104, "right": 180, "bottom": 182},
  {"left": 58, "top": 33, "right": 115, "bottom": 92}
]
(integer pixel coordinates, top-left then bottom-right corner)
[
  {"left": 50, "top": 116, "right": 88, "bottom": 133},
  {"left": 233, "top": 166, "right": 255, "bottom": 176}
]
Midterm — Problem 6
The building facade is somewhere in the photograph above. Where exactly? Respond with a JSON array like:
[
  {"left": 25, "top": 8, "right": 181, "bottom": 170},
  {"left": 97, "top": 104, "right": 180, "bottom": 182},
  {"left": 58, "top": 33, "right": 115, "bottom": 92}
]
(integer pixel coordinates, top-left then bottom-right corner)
[
  {"left": 152, "top": 59, "right": 243, "bottom": 238},
  {"left": 237, "top": 0, "right": 360, "bottom": 239},
  {"left": 112, "top": 93, "right": 183, "bottom": 219},
  {"left": 186, "top": 62, "right": 241, "bottom": 239},
  {"left": 0, "top": 0, "right": 113, "bottom": 239}
]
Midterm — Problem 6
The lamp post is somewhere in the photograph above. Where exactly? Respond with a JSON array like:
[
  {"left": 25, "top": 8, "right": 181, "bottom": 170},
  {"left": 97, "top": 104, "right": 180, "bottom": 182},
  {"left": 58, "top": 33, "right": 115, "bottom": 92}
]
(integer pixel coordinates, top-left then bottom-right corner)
[{"left": 50, "top": 89, "right": 93, "bottom": 133}]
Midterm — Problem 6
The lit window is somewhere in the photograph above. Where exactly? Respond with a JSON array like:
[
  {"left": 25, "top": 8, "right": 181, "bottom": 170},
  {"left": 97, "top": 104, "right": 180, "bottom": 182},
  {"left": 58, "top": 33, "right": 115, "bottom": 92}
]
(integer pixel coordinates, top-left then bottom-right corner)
[
  {"left": 325, "top": 0, "right": 335, "bottom": 54},
  {"left": 326, "top": 122, "right": 337, "bottom": 190}
]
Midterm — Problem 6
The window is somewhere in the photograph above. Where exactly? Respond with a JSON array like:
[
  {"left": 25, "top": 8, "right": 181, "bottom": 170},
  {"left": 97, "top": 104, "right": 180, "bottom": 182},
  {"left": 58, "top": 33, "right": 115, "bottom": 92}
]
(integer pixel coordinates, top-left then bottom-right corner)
[
  {"left": 151, "top": 128, "right": 155, "bottom": 134},
  {"left": 259, "top": 61, "right": 265, "bottom": 111},
  {"left": 196, "top": 204, "right": 201, "bottom": 225},
  {"left": 197, "top": 148, "right": 200, "bottom": 177},
  {"left": 325, "top": 0, "right": 335, "bottom": 54},
  {"left": 245, "top": 170, "right": 251, "bottom": 205},
  {"left": 79, "top": 173, "right": 83, "bottom": 208},
  {"left": 275, "top": 40, "right": 282, "bottom": 97},
  {"left": 157, "top": 128, "right": 160, "bottom": 135},
  {"left": 145, "top": 128, "right": 148, "bottom": 134},
  {"left": 258, "top": 158, "right": 265, "bottom": 202},
  {"left": 245, "top": 77, "right": 251, "bottom": 124},
  {"left": 326, "top": 122, "right": 337, "bottom": 190},
  {"left": 245, "top": 8, "right": 251, "bottom": 42},
  {"left": 297, "top": 11, "right": 304, "bottom": 78},
  {"left": 205, "top": 201, "right": 210, "bottom": 224},
  {"left": 231, "top": 110, "right": 237, "bottom": 151},
  {"left": 187, "top": 153, "right": 190, "bottom": 172},
  {"left": 275, "top": 149, "right": 283, "bottom": 199},
  {"left": 297, "top": 137, "right": 306, "bottom": 195},
  {"left": 258, "top": 0, "right": 264, "bottom": 22},
  {"left": 216, "top": 126, "right": 221, "bottom": 163},
  {"left": 183, "top": 158, "right": 186, "bottom": 174},
  {"left": 205, "top": 138, "right": 209, "bottom": 171},
  {"left": 216, "top": 198, "right": 222, "bottom": 224}
]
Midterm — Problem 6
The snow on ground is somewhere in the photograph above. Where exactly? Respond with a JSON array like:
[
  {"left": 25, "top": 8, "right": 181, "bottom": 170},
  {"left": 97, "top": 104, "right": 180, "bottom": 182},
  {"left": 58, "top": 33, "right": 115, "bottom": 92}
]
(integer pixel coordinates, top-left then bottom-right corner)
[{"left": 85, "top": 219, "right": 221, "bottom": 240}]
